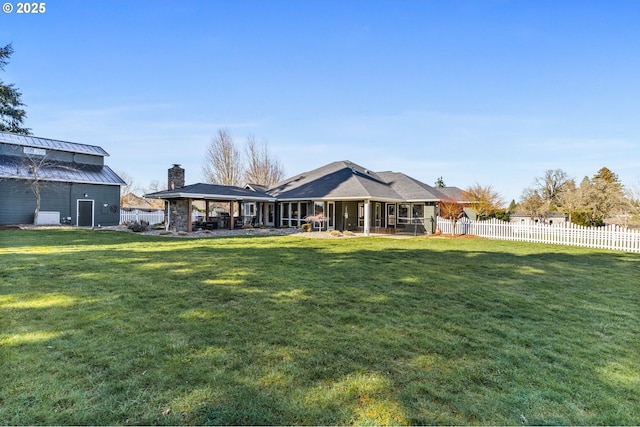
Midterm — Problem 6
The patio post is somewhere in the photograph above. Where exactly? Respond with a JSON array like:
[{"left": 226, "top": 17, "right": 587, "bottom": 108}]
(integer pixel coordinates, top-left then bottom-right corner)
[{"left": 364, "top": 200, "right": 371, "bottom": 236}]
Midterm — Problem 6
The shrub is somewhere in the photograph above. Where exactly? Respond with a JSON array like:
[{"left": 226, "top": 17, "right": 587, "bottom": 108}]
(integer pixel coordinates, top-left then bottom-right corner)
[
  {"left": 301, "top": 223, "right": 312, "bottom": 232},
  {"left": 127, "top": 220, "right": 149, "bottom": 233}
]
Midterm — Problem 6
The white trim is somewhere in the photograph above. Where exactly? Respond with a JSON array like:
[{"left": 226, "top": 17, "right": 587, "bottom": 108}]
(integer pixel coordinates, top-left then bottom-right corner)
[
  {"left": 364, "top": 200, "right": 371, "bottom": 236},
  {"left": 328, "top": 201, "right": 335, "bottom": 230}
]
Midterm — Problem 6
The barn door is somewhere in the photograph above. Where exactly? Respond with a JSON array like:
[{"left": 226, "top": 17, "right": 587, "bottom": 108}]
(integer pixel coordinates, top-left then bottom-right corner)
[{"left": 77, "top": 200, "right": 94, "bottom": 227}]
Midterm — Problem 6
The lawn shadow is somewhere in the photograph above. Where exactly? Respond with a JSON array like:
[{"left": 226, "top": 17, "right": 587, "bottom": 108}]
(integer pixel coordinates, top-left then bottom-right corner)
[{"left": 1, "top": 230, "right": 638, "bottom": 425}]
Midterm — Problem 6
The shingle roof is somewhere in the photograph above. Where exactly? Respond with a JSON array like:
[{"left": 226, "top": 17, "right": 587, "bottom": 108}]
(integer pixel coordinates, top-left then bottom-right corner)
[
  {"left": 0, "top": 131, "right": 110, "bottom": 157},
  {"left": 436, "top": 187, "right": 471, "bottom": 203},
  {"left": 146, "top": 183, "right": 275, "bottom": 201},
  {"left": 267, "top": 160, "right": 404, "bottom": 201},
  {"left": 376, "top": 171, "right": 445, "bottom": 201},
  {"left": 0, "top": 154, "right": 125, "bottom": 185}
]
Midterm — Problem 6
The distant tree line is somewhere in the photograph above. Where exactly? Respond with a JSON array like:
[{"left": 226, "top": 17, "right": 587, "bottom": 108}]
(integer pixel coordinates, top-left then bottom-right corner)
[
  {"left": 438, "top": 166, "right": 639, "bottom": 228},
  {"left": 517, "top": 167, "right": 634, "bottom": 227}
]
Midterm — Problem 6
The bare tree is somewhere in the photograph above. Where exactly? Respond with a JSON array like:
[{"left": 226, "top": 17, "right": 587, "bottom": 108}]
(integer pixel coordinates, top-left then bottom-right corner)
[
  {"left": 244, "top": 134, "right": 285, "bottom": 186},
  {"left": 202, "top": 129, "right": 285, "bottom": 187},
  {"left": 145, "top": 179, "right": 164, "bottom": 193},
  {"left": 116, "top": 169, "right": 135, "bottom": 196},
  {"left": 202, "top": 129, "right": 244, "bottom": 186},
  {"left": 518, "top": 187, "right": 546, "bottom": 221},
  {"left": 626, "top": 179, "right": 640, "bottom": 227},
  {"left": 554, "top": 179, "right": 582, "bottom": 223},
  {"left": 536, "top": 169, "right": 573, "bottom": 209},
  {"left": 519, "top": 169, "right": 573, "bottom": 221},
  {"left": 5, "top": 152, "right": 75, "bottom": 224},
  {"left": 439, "top": 199, "right": 465, "bottom": 235},
  {"left": 464, "top": 182, "right": 503, "bottom": 220}
]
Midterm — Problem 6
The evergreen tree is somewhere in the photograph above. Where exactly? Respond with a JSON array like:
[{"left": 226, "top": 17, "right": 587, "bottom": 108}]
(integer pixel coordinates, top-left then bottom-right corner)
[{"left": 0, "top": 43, "right": 31, "bottom": 135}]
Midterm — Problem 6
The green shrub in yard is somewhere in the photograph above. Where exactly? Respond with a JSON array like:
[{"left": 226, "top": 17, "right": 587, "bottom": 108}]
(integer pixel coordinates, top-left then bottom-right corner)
[{"left": 0, "top": 229, "right": 639, "bottom": 425}]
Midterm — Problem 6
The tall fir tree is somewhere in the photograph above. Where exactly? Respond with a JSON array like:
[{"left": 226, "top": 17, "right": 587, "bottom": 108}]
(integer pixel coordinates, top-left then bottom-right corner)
[{"left": 0, "top": 43, "right": 31, "bottom": 135}]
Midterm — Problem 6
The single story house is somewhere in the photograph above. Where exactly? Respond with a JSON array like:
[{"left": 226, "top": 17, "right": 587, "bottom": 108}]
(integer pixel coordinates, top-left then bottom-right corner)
[
  {"left": 147, "top": 161, "right": 470, "bottom": 235},
  {"left": 0, "top": 131, "right": 125, "bottom": 226}
]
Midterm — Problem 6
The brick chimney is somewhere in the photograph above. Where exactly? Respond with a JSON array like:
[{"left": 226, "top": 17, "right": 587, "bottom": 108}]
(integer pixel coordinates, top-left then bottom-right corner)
[{"left": 168, "top": 164, "right": 185, "bottom": 190}]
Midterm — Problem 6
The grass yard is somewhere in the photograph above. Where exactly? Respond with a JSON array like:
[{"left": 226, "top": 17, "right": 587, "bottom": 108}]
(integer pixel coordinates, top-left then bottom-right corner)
[{"left": 0, "top": 229, "right": 639, "bottom": 425}]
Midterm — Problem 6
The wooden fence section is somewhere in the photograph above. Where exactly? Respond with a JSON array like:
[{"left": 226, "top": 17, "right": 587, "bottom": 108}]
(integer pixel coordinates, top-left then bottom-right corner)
[
  {"left": 436, "top": 217, "right": 640, "bottom": 253},
  {"left": 120, "top": 209, "right": 165, "bottom": 225}
]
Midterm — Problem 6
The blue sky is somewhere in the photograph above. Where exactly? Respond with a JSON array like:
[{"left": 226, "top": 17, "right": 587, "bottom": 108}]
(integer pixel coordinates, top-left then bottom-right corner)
[{"left": 3, "top": 0, "right": 640, "bottom": 202}]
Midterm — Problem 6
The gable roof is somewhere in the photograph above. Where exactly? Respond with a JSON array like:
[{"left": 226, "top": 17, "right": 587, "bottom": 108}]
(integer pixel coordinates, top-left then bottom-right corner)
[
  {"left": 146, "top": 182, "right": 275, "bottom": 201},
  {"left": 245, "top": 183, "right": 268, "bottom": 193},
  {"left": 0, "top": 131, "right": 109, "bottom": 157},
  {"left": 0, "top": 154, "right": 125, "bottom": 186},
  {"left": 376, "top": 171, "right": 445, "bottom": 202},
  {"left": 267, "top": 160, "right": 404, "bottom": 201},
  {"left": 436, "top": 187, "right": 471, "bottom": 203}
]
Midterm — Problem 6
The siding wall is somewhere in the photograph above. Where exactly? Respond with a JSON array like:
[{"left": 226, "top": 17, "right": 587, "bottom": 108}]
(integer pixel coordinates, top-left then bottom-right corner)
[
  {"left": 0, "top": 143, "right": 104, "bottom": 165},
  {"left": 0, "top": 179, "right": 121, "bottom": 226}
]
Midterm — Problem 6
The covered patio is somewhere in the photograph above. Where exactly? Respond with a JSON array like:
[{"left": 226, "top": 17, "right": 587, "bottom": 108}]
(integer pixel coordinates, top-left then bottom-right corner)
[{"left": 146, "top": 183, "right": 276, "bottom": 232}]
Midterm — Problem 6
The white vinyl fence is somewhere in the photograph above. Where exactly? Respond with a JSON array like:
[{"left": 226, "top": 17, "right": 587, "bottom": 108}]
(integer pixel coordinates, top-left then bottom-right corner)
[
  {"left": 436, "top": 217, "right": 640, "bottom": 253},
  {"left": 120, "top": 209, "right": 165, "bottom": 225}
]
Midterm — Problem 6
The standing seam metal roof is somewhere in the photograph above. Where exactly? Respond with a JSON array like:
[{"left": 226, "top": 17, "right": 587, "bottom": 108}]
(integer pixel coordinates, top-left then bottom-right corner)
[
  {"left": 0, "top": 155, "right": 125, "bottom": 185},
  {"left": 0, "top": 131, "right": 110, "bottom": 157}
]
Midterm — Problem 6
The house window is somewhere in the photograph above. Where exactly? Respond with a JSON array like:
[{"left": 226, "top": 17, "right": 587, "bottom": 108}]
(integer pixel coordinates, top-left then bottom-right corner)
[
  {"left": 267, "top": 204, "right": 274, "bottom": 223},
  {"left": 412, "top": 204, "right": 424, "bottom": 224},
  {"left": 243, "top": 202, "right": 255, "bottom": 225},
  {"left": 388, "top": 204, "right": 396, "bottom": 226},
  {"left": 314, "top": 201, "right": 325, "bottom": 230},
  {"left": 282, "top": 203, "right": 290, "bottom": 227},
  {"left": 398, "top": 204, "right": 410, "bottom": 224}
]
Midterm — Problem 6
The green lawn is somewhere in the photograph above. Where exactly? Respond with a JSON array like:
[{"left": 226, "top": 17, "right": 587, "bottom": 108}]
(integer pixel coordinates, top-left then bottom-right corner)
[{"left": 1, "top": 229, "right": 639, "bottom": 425}]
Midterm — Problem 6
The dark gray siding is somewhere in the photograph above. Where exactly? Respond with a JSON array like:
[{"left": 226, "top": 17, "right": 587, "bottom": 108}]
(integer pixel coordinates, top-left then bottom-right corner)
[
  {"left": 0, "top": 179, "right": 121, "bottom": 226},
  {"left": 71, "top": 183, "right": 121, "bottom": 226},
  {"left": 73, "top": 153, "right": 103, "bottom": 166},
  {"left": 0, "top": 180, "right": 35, "bottom": 224},
  {"left": 0, "top": 143, "right": 104, "bottom": 166},
  {"left": 0, "top": 143, "right": 22, "bottom": 157}
]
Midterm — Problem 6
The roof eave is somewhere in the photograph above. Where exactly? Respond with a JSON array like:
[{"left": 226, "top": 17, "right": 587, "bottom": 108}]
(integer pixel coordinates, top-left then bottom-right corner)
[
  {"left": 0, "top": 175, "right": 123, "bottom": 186},
  {"left": 147, "top": 192, "right": 275, "bottom": 202}
]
